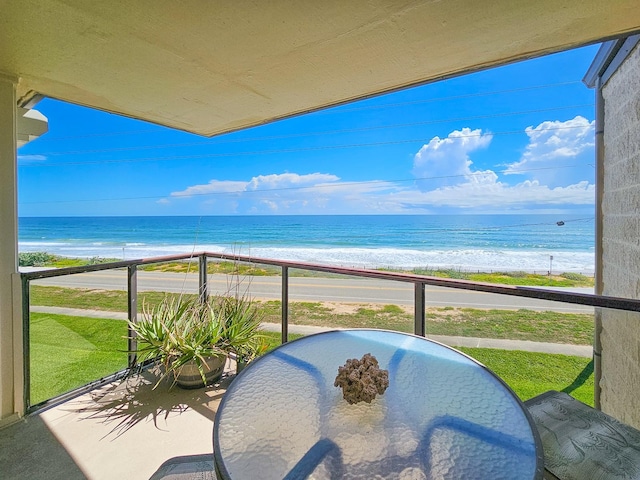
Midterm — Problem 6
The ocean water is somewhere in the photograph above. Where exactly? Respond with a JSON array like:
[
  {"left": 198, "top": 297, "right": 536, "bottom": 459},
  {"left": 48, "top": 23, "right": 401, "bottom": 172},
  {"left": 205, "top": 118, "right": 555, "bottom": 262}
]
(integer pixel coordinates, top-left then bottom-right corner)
[{"left": 18, "top": 215, "right": 595, "bottom": 274}]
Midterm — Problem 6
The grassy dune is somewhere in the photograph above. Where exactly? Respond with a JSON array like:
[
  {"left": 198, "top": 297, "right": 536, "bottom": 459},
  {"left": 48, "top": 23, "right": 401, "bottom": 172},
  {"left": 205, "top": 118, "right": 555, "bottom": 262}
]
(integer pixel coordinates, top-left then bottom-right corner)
[{"left": 21, "top": 252, "right": 594, "bottom": 287}]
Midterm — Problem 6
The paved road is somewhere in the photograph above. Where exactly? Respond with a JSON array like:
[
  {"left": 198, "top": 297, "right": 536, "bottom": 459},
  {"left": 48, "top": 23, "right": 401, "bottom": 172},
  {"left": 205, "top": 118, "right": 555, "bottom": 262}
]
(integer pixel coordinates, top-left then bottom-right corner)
[{"left": 32, "top": 269, "right": 595, "bottom": 313}]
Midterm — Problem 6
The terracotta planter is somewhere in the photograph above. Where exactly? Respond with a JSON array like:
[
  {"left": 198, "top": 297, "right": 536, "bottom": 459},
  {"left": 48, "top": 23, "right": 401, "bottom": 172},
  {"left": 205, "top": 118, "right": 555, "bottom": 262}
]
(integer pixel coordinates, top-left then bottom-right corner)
[{"left": 174, "top": 354, "right": 227, "bottom": 389}]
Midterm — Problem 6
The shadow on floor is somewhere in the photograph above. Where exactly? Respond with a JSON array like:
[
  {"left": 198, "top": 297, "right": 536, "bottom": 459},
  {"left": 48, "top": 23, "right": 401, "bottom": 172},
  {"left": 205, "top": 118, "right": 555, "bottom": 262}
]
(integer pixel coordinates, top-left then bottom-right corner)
[
  {"left": 64, "top": 367, "right": 233, "bottom": 440},
  {"left": 1, "top": 366, "right": 235, "bottom": 480},
  {"left": 0, "top": 414, "right": 87, "bottom": 480}
]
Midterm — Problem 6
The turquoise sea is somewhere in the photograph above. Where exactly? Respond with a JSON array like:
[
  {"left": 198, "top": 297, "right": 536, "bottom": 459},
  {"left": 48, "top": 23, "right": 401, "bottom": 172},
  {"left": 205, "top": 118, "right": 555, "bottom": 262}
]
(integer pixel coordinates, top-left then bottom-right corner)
[{"left": 18, "top": 215, "right": 595, "bottom": 274}]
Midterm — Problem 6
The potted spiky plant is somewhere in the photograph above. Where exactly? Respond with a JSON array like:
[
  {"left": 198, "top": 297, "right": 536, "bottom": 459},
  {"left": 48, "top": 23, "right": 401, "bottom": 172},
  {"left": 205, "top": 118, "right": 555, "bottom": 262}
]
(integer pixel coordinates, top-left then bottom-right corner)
[
  {"left": 128, "top": 289, "right": 266, "bottom": 388},
  {"left": 128, "top": 296, "right": 229, "bottom": 389}
]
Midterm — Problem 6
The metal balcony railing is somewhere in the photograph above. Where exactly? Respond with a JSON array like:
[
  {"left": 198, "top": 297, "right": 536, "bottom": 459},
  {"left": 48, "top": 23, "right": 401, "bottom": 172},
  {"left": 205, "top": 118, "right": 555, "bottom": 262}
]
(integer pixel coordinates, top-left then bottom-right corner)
[{"left": 20, "top": 251, "right": 640, "bottom": 413}]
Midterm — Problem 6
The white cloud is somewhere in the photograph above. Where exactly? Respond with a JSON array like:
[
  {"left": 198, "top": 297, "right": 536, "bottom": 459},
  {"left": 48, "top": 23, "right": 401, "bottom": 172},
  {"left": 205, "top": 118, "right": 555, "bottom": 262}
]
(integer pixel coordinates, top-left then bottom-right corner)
[
  {"left": 504, "top": 116, "right": 595, "bottom": 186},
  {"left": 170, "top": 179, "right": 247, "bottom": 198},
  {"left": 395, "top": 122, "right": 594, "bottom": 211},
  {"left": 394, "top": 179, "right": 594, "bottom": 210},
  {"left": 246, "top": 173, "right": 339, "bottom": 191},
  {"left": 412, "top": 128, "right": 492, "bottom": 189},
  {"left": 17, "top": 154, "right": 47, "bottom": 163},
  {"left": 166, "top": 173, "right": 346, "bottom": 213},
  {"left": 163, "top": 169, "right": 592, "bottom": 214},
  {"left": 161, "top": 129, "right": 595, "bottom": 214},
  {"left": 170, "top": 173, "right": 341, "bottom": 200}
]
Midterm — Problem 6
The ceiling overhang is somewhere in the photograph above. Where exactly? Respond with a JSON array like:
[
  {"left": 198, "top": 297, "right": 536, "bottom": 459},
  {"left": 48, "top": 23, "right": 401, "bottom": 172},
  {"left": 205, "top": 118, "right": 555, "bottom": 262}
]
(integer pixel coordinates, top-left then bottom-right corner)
[{"left": 2, "top": 1, "right": 640, "bottom": 137}]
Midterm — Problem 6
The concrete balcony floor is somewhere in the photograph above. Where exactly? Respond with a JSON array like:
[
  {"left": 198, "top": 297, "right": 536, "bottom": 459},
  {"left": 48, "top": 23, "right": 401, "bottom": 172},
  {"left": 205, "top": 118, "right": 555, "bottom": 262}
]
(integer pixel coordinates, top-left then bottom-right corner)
[{"left": 0, "top": 364, "right": 234, "bottom": 480}]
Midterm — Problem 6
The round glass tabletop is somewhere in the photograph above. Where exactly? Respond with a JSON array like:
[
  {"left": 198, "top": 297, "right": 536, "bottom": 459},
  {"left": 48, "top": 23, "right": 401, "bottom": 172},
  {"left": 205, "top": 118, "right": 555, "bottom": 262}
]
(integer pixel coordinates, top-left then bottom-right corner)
[{"left": 214, "top": 329, "right": 543, "bottom": 479}]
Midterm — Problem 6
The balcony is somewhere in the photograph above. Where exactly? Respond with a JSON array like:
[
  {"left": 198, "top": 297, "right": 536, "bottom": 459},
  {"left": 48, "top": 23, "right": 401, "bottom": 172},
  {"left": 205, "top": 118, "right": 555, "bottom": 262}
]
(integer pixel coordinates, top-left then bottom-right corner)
[{"left": 2, "top": 252, "right": 638, "bottom": 479}]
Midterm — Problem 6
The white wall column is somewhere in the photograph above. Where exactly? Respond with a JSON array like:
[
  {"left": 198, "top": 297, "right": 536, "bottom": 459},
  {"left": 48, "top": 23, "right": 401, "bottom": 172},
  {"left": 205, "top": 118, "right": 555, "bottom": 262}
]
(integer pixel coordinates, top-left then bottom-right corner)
[{"left": 0, "top": 75, "right": 21, "bottom": 423}]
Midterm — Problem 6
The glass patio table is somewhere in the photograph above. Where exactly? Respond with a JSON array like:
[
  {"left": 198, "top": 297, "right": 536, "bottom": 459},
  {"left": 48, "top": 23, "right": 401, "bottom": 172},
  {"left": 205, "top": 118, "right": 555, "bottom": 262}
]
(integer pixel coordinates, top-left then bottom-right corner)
[{"left": 214, "top": 329, "right": 543, "bottom": 479}]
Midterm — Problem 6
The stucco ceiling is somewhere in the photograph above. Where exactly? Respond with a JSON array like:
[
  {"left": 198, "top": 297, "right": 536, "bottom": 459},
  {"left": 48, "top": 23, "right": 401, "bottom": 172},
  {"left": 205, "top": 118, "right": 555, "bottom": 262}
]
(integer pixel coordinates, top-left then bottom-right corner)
[{"left": 2, "top": 1, "right": 640, "bottom": 136}]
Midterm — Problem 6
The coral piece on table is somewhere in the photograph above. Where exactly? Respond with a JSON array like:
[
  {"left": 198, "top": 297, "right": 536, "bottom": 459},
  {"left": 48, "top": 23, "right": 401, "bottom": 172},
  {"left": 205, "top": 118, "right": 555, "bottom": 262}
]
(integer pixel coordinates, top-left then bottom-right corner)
[{"left": 334, "top": 353, "right": 389, "bottom": 404}]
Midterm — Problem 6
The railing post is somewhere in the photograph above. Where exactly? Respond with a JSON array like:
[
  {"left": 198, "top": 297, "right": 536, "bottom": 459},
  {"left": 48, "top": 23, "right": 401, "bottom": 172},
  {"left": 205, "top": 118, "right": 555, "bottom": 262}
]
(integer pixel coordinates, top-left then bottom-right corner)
[
  {"left": 21, "top": 276, "right": 31, "bottom": 411},
  {"left": 414, "top": 282, "right": 426, "bottom": 337},
  {"left": 199, "top": 253, "right": 208, "bottom": 303},
  {"left": 127, "top": 265, "right": 138, "bottom": 368},
  {"left": 282, "top": 266, "right": 289, "bottom": 344}
]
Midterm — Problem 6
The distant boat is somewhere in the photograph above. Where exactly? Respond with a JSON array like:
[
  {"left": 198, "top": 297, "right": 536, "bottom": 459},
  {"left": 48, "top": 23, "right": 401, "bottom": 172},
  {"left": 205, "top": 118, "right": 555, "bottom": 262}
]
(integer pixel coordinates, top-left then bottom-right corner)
[{"left": 556, "top": 221, "right": 565, "bottom": 226}]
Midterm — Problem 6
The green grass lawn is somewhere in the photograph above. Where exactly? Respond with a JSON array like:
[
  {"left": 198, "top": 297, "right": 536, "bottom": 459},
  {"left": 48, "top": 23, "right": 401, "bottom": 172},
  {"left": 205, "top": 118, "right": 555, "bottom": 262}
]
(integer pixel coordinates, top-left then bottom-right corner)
[
  {"left": 29, "top": 313, "right": 128, "bottom": 405},
  {"left": 260, "top": 301, "right": 593, "bottom": 345},
  {"left": 458, "top": 347, "right": 594, "bottom": 406},
  {"left": 29, "top": 312, "right": 594, "bottom": 407}
]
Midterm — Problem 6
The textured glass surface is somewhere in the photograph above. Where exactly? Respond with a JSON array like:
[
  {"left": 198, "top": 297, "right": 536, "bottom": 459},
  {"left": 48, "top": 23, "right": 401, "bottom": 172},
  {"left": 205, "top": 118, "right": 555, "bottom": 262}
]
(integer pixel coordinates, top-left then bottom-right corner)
[{"left": 215, "top": 330, "right": 539, "bottom": 479}]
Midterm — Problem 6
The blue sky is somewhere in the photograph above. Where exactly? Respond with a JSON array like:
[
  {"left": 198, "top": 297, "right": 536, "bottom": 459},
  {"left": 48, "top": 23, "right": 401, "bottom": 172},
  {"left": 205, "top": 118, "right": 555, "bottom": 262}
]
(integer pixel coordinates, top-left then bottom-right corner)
[{"left": 17, "top": 45, "right": 599, "bottom": 217}]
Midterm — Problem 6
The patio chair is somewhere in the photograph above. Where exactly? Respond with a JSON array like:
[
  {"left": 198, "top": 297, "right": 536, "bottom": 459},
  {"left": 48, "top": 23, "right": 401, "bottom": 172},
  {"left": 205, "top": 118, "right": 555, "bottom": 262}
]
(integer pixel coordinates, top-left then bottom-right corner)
[
  {"left": 525, "top": 390, "right": 640, "bottom": 480},
  {"left": 149, "top": 454, "right": 217, "bottom": 480}
]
